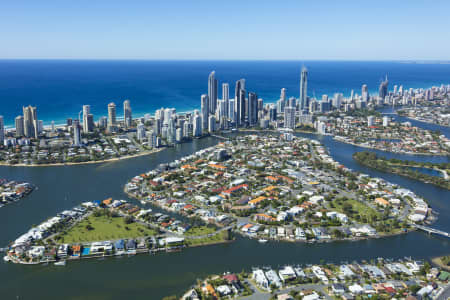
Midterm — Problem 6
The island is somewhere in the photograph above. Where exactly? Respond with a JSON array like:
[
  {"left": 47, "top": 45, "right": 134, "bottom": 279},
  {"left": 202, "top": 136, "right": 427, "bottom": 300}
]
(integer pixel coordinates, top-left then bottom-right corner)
[
  {"left": 397, "top": 101, "right": 450, "bottom": 127},
  {"left": 126, "top": 134, "right": 433, "bottom": 243},
  {"left": 353, "top": 151, "right": 450, "bottom": 190},
  {"left": 0, "top": 179, "right": 34, "bottom": 208},
  {"left": 4, "top": 198, "right": 233, "bottom": 265},
  {"left": 317, "top": 111, "right": 450, "bottom": 156}
]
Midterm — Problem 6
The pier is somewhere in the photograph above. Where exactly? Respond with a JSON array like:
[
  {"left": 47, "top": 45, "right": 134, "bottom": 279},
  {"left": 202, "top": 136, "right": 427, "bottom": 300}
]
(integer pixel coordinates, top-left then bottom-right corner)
[{"left": 413, "top": 224, "right": 450, "bottom": 238}]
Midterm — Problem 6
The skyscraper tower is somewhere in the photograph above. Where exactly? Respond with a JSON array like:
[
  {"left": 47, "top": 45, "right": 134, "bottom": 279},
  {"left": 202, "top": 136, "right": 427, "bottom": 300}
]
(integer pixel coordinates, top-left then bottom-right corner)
[
  {"left": 248, "top": 92, "right": 258, "bottom": 126},
  {"left": 73, "top": 119, "right": 81, "bottom": 146},
  {"left": 299, "top": 67, "right": 308, "bottom": 111},
  {"left": 362, "top": 84, "right": 369, "bottom": 102},
  {"left": 234, "top": 79, "right": 245, "bottom": 127},
  {"left": 208, "top": 71, "right": 218, "bottom": 115},
  {"left": 107, "top": 102, "right": 116, "bottom": 132},
  {"left": 222, "top": 83, "right": 229, "bottom": 118},
  {"left": 378, "top": 75, "right": 389, "bottom": 100},
  {"left": 200, "top": 94, "right": 209, "bottom": 132},
  {"left": 239, "top": 88, "right": 246, "bottom": 126},
  {"left": 15, "top": 116, "right": 24, "bottom": 137},
  {"left": 280, "top": 88, "right": 287, "bottom": 102},
  {"left": 23, "top": 105, "right": 37, "bottom": 138},
  {"left": 82, "top": 105, "right": 90, "bottom": 132},
  {"left": 123, "top": 99, "right": 132, "bottom": 128}
]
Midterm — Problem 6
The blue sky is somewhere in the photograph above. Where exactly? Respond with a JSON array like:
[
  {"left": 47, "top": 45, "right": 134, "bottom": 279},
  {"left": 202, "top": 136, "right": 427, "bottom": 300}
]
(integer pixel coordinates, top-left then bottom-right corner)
[{"left": 1, "top": 0, "right": 449, "bottom": 60}]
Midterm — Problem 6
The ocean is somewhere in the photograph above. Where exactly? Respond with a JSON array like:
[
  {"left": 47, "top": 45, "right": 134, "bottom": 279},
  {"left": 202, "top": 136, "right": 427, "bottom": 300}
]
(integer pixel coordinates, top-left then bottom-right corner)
[{"left": 0, "top": 60, "right": 450, "bottom": 127}]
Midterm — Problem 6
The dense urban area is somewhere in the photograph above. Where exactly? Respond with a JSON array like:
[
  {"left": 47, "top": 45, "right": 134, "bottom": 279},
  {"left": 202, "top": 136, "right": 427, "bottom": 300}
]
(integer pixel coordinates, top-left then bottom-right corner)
[{"left": 2, "top": 68, "right": 450, "bottom": 300}]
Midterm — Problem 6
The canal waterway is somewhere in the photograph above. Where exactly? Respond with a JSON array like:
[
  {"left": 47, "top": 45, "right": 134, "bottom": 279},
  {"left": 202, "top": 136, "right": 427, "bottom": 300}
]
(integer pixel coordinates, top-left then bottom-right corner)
[{"left": 0, "top": 126, "right": 449, "bottom": 299}]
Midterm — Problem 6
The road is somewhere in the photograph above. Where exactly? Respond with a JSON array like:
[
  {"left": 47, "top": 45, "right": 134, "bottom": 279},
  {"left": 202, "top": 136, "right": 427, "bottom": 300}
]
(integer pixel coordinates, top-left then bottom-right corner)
[{"left": 437, "top": 283, "right": 450, "bottom": 300}]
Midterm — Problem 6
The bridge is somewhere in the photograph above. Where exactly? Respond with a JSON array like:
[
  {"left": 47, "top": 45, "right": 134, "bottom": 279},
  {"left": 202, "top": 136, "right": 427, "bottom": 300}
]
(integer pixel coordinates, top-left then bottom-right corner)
[{"left": 413, "top": 224, "right": 450, "bottom": 238}]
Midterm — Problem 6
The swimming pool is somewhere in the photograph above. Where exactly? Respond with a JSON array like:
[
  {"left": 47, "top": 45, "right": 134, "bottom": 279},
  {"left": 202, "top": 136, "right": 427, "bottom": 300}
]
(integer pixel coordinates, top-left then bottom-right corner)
[{"left": 81, "top": 247, "right": 90, "bottom": 256}]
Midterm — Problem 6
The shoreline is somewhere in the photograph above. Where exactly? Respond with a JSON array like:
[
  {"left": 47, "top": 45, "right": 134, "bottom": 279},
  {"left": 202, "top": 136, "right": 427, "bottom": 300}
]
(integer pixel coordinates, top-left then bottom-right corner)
[
  {"left": 334, "top": 137, "right": 449, "bottom": 156},
  {"left": 0, "top": 147, "right": 165, "bottom": 168},
  {"left": 397, "top": 112, "right": 450, "bottom": 128},
  {"left": 353, "top": 152, "right": 450, "bottom": 190},
  {"left": 431, "top": 255, "right": 450, "bottom": 271},
  {"left": 128, "top": 192, "right": 418, "bottom": 245}
]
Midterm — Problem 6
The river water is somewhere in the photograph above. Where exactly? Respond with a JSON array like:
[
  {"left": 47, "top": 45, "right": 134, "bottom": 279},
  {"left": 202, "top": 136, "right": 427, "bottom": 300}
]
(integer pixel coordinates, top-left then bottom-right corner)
[{"left": 0, "top": 116, "right": 449, "bottom": 300}]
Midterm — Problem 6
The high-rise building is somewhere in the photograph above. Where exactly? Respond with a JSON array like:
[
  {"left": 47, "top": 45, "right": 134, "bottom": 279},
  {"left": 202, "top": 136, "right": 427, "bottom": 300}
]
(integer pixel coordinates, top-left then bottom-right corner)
[
  {"left": 153, "top": 118, "right": 161, "bottom": 136},
  {"left": 123, "top": 99, "right": 132, "bottom": 128},
  {"left": 284, "top": 106, "right": 296, "bottom": 129},
  {"left": 229, "top": 99, "right": 235, "bottom": 123},
  {"left": 208, "top": 71, "right": 218, "bottom": 115},
  {"left": 73, "top": 119, "right": 81, "bottom": 146},
  {"left": 200, "top": 94, "right": 209, "bottom": 132},
  {"left": 362, "top": 84, "right": 369, "bottom": 102},
  {"left": 15, "top": 116, "right": 24, "bottom": 137},
  {"left": 167, "top": 119, "right": 176, "bottom": 145},
  {"left": 332, "top": 93, "right": 343, "bottom": 109},
  {"left": 23, "top": 105, "right": 37, "bottom": 138},
  {"left": 222, "top": 83, "right": 229, "bottom": 119},
  {"left": 288, "top": 97, "right": 296, "bottom": 108},
  {"left": 0, "top": 116, "right": 4, "bottom": 145},
  {"left": 248, "top": 92, "right": 258, "bottom": 126},
  {"left": 98, "top": 116, "right": 107, "bottom": 128},
  {"left": 193, "top": 111, "right": 202, "bottom": 137},
  {"left": 208, "top": 115, "right": 216, "bottom": 132},
  {"left": 107, "top": 102, "right": 116, "bottom": 132},
  {"left": 269, "top": 105, "right": 277, "bottom": 122},
  {"left": 280, "top": 88, "right": 287, "bottom": 102},
  {"left": 239, "top": 89, "right": 246, "bottom": 126},
  {"left": 382, "top": 116, "right": 389, "bottom": 127},
  {"left": 217, "top": 100, "right": 227, "bottom": 126},
  {"left": 87, "top": 114, "right": 94, "bottom": 132},
  {"left": 234, "top": 79, "right": 245, "bottom": 126},
  {"left": 367, "top": 116, "right": 375, "bottom": 127},
  {"left": 299, "top": 67, "right": 308, "bottom": 111},
  {"left": 82, "top": 105, "right": 91, "bottom": 132},
  {"left": 277, "top": 98, "right": 285, "bottom": 116},
  {"left": 176, "top": 128, "right": 182, "bottom": 143},
  {"left": 378, "top": 76, "right": 389, "bottom": 100}
]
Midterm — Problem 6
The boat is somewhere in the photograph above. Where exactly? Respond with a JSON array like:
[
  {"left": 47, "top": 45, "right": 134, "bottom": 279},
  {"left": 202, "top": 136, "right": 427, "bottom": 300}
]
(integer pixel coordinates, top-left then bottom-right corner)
[
  {"left": 3, "top": 256, "right": 11, "bottom": 262},
  {"left": 54, "top": 260, "right": 66, "bottom": 266},
  {"left": 258, "top": 239, "right": 268, "bottom": 243}
]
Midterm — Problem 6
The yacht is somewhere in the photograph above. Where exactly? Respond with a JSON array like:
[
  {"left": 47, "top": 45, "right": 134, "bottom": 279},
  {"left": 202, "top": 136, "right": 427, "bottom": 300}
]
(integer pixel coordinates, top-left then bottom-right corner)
[{"left": 54, "top": 260, "right": 66, "bottom": 266}]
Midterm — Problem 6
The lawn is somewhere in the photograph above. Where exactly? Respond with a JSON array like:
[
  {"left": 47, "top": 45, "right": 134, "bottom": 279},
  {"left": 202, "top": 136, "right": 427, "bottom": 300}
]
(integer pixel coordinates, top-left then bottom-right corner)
[
  {"left": 333, "top": 198, "right": 381, "bottom": 222},
  {"left": 184, "top": 226, "right": 217, "bottom": 236},
  {"left": 185, "top": 233, "right": 227, "bottom": 247},
  {"left": 58, "top": 214, "right": 157, "bottom": 244}
]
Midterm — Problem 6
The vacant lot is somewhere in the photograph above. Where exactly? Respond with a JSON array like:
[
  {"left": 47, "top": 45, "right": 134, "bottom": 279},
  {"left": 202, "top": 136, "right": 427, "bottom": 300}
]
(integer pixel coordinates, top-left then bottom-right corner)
[{"left": 58, "top": 214, "right": 157, "bottom": 243}]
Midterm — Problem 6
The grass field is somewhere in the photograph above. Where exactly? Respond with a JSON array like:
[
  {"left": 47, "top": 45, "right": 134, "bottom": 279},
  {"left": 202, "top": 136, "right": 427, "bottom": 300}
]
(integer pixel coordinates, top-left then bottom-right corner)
[
  {"left": 185, "top": 232, "right": 228, "bottom": 247},
  {"left": 333, "top": 198, "right": 381, "bottom": 222},
  {"left": 57, "top": 214, "right": 157, "bottom": 244},
  {"left": 184, "top": 226, "right": 217, "bottom": 236}
]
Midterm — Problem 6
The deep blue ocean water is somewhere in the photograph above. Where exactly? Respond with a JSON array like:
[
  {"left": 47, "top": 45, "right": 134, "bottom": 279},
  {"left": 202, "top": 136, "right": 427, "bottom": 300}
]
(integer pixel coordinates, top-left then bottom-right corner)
[{"left": 1, "top": 60, "right": 450, "bottom": 127}]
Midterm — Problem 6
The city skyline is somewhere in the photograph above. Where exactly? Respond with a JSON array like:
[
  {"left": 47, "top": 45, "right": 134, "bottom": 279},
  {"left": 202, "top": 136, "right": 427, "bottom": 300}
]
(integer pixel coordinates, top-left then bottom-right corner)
[{"left": 1, "top": 1, "right": 450, "bottom": 60}]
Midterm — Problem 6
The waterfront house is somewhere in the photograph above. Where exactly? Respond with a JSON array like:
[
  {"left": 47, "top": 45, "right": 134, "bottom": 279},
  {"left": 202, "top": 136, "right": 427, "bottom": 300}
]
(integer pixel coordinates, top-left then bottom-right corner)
[
  {"left": 71, "top": 245, "right": 81, "bottom": 257},
  {"left": 252, "top": 269, "right": 269, "bottom": 290},
  {"left": 278, "top": 266, "right": 296, "bottom": 283}
]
